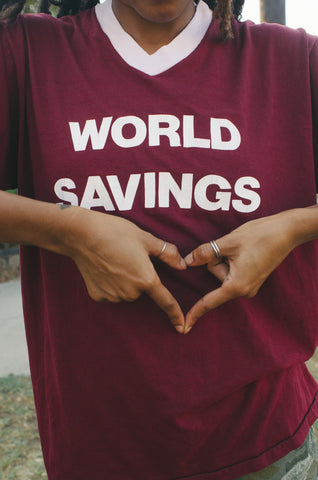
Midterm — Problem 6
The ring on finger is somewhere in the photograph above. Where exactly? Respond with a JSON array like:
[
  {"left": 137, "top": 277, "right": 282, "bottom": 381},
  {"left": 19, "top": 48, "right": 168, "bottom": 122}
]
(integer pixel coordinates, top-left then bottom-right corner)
[
  {"left": 210, "top": 240, "right": 222, "bottom": 260},
  {"left": 158, "top": 241, "right": 167, "bottom": 257}
]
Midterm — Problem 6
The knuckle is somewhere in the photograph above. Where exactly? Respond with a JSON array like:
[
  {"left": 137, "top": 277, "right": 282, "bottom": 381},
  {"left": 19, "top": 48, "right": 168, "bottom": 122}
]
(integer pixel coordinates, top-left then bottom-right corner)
[
  {"left": 142, "top": 272, "right": 159, "bottom": 291},
  {"left": 245, "top": 292, "right": 254, "bottom": 299},
  {"left": 245, "top": 287, "right": 259, "bottom": 299},
  {"left": 91, "top": 294, "right": 104, "bottom": 303},
  {"left": 197, "top": 245, "right": 206, "bottom": 257},
  {"left": 108, "top": 295, "right": 121, "bottom": 303},
  {"left": 197, "top": 244, "right": 211, "bottom": 260},
  {"left": 229, "top": 283, "right": 252, "bottom": 298},
  {"left": 168, "top": 243, "right": 178, "bottom": 257},
  {"left": 226, "top": 283, "right": 244, "bottom": 298},
  {"left": 88, "top": 288, "right": 104, "bottom": 303},
  {"left": 105, "top": 293, "right": 122, "bottom": 303},
  {"left": 144, "top": 231, "right": 154, "bottom": 241},
  {"left": 123, "top": 290, "right": 140, "bottom": 302},
  {"left": 240, "top": 285, "right": 251, "bottom": 297},
  {"left": 116, "top": 284, "right": 139, "bottom": 302},
  {"left": 161, "top": 300, "right": 176, "bottom": 312},
  {"left": 144, "top": 231, "right": 156, "bottom": 247}
]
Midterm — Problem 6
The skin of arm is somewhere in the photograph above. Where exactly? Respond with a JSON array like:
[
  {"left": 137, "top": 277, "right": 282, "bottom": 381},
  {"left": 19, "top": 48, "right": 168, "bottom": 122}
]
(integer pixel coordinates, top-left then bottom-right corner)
[
  {"left": 0, "top": 190, "right": 186, "bottom": 333},
  {"left": 184, "top": 205, "right": 318, "bottom": 333},
  {"left": 1, "top": 191, "right": 318, "bottom": 334}
]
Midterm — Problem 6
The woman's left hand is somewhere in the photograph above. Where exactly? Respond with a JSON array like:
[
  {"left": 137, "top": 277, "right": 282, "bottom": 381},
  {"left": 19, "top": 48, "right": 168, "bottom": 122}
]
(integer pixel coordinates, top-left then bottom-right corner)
[{"left": 183, "top": 210, "right": 299, "bottom": 334}]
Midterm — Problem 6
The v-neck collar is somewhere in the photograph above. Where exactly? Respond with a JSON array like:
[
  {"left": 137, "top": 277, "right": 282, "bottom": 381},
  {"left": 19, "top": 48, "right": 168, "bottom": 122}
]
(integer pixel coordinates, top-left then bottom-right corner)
[{"left": 95, "top": 0, "right": 213, "bottom": 76}]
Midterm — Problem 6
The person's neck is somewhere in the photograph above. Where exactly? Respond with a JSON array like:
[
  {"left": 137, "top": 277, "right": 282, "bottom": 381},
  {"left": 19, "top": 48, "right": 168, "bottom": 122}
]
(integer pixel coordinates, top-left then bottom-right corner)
[{"left": 111, "top": 1, "right": 196, "bottom": 54}]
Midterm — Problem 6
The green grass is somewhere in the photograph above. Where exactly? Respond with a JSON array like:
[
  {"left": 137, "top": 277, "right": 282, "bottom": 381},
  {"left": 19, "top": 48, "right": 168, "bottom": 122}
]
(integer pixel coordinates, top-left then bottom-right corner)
[{"left": 0, "top": 375, "right": 47, "bottom": 480}]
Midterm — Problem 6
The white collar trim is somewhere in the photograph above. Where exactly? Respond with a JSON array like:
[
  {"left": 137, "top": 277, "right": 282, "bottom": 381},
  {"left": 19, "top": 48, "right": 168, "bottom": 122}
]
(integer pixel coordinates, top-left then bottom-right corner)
[{"left": 95, "top": 0, "right": 212, "bottom": 76}]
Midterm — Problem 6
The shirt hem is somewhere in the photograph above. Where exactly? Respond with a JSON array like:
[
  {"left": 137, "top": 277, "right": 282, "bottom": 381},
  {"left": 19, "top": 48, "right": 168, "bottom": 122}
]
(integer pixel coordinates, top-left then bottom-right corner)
[{"left": 174, "top": 389, "right": 318, "bottom": 480}]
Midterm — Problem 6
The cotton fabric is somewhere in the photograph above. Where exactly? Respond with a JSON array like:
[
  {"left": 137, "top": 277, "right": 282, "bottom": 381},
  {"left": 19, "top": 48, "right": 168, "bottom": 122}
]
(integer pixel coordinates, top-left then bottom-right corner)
[{"left": 1, "top": 5, "right": 318, "bottom": 479}]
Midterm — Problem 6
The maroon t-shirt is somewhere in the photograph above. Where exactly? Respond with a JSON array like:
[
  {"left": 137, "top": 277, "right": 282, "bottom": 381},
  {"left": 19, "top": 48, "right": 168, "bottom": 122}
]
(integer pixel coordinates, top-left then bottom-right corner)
[{"left": 1, "top": 8, "right": 318, "bottom": 480}]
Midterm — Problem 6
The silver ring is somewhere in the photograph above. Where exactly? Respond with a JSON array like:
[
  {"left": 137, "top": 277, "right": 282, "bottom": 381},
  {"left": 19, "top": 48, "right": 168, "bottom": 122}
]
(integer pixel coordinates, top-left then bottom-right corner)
[
  {"left": 210, "top": 240, "right": 222, "bottom": 259},
  {"left": 158, "top": 241, "right": 167, "bottom": 257}
]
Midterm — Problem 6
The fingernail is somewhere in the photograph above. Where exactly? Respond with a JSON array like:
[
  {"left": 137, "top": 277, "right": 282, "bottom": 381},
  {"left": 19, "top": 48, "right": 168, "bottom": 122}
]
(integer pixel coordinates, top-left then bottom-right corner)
[
  {"left": 184, "top": 326, "right": 192, "bottom": 335},
  {"left": 184, "top": 253, "right": 193, "bottom": 265},
  {"left": 179, "top": 258, "right": 187, "bottom": 269},
  {"left": 175, "top": 325, "right": 184, "bottom": 334}
]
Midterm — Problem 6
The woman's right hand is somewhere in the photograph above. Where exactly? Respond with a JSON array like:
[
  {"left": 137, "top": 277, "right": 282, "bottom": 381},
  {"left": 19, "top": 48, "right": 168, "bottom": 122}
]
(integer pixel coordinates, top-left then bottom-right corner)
[{"left": 61, "top": 207, "right": 186, "bottom": 333}]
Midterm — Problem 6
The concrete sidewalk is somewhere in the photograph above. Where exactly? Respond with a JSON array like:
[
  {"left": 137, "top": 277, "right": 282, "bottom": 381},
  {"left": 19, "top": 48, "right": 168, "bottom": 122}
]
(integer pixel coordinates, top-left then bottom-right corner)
[{"left": 0, "top": 279, "right": 30, "bottom": 377}]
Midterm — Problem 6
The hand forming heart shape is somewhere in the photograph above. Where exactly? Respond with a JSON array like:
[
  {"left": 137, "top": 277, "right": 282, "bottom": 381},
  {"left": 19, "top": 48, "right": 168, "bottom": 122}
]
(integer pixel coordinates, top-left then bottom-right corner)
[{"left": 67, "top": 206, "right": 300, "bottom": 336}]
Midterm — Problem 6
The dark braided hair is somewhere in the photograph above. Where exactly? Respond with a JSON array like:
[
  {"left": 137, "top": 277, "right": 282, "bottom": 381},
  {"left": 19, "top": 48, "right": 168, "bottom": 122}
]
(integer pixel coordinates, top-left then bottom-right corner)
[
  {"left": 203, "top": 0, "right": 245, "bottom": 40},
  {"left": 0, "top": 0, "right": 245, "bottom": 40}
]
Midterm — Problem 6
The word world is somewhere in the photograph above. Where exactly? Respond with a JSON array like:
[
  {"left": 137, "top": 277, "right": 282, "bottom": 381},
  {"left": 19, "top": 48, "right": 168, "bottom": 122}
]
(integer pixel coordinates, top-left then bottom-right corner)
[{"left": 69, "top": 115, "right": 241, "bottom": 151}]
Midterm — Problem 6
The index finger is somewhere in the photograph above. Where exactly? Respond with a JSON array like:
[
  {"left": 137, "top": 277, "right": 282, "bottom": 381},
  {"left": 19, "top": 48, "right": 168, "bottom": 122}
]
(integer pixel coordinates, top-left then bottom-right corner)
[
  {"left": 184, "top": 285, "right": 236, "bottom": 333},
  {"left": 146, "top": 279, "right": 185, "bottom": 334}
]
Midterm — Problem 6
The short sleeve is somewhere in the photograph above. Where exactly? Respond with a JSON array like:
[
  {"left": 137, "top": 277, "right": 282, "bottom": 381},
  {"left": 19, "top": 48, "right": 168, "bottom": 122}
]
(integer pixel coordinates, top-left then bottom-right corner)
[
  {"left": 0, "top": 23, "right": 19, "bottom": 190},
  {"left": 310, "top": 38, "right": 318, "bottom": 187}
]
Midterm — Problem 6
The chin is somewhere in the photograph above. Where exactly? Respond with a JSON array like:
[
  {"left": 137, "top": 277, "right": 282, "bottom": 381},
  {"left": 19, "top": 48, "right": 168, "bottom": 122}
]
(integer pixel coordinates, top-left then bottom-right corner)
[{"left": 134, "top": 0, "right": 191, "bottom": 24}]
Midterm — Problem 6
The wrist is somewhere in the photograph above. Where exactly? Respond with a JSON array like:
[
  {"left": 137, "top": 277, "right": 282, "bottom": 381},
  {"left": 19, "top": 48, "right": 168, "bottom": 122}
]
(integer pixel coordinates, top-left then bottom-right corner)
[
  {"left": 0, "top": 191, "right": 86, "bottom": 257},
  {"left": 280, "top": 206, "right": 318, "bottom": 249},
  {"left": 43, "top": 204, "right": 87, "bottom": 258}
]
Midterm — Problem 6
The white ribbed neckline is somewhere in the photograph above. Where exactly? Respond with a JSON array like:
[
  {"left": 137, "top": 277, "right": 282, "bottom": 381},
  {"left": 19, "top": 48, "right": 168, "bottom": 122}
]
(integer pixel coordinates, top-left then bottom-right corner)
[{"left": 95, "top": 0, "right": 212, "bottom": 76}]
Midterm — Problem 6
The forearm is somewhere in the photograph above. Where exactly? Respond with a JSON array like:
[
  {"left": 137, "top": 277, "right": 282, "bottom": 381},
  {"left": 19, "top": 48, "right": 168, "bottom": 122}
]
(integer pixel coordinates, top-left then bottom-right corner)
[
  {"left": 0, "top": 190, "right": 78, "bottom": 255},
  {"left": 287, "top": 204, "right": 318, "bottom": 247}
]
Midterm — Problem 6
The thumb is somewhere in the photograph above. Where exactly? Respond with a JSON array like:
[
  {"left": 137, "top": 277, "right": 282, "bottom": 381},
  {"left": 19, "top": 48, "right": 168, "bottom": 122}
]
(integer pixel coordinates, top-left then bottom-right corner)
[
  {"left": 184, "top": 242, "right": 217, "bottom": 267},
  {"left": 147, "top": 235, "right": 187, "bottom": 271},
  {"left": 184, "top": 284, "right": 234, "bottom": 333}
]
